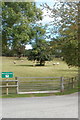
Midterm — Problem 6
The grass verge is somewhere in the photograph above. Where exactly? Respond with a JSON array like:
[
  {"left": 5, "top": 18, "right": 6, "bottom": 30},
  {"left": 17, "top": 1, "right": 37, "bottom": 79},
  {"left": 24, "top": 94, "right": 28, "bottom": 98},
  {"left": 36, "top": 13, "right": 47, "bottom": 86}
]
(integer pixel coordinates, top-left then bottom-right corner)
[{"left": 1, "top": 88, "right": 79, "bottom": 98}]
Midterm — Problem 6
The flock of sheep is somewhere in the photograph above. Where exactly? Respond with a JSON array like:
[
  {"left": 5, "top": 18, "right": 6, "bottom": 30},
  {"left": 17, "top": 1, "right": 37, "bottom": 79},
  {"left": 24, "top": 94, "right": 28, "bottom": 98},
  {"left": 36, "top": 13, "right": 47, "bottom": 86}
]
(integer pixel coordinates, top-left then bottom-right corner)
[
  {"left": 13, "top": 61, "right": 72, "bottom": 69},
  {"left": 13, "top": 60, "right": 24, "bottom": 64},
  {"left": 13, "top": 60, "right": 60, "bottom": 65}
]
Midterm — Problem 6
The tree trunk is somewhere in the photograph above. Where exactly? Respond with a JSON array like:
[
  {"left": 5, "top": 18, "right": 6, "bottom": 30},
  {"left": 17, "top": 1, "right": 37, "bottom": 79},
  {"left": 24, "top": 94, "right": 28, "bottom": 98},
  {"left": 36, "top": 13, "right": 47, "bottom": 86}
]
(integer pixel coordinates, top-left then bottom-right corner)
[{"left": 40, "top": 60, "right": 45, "bottom": 66}]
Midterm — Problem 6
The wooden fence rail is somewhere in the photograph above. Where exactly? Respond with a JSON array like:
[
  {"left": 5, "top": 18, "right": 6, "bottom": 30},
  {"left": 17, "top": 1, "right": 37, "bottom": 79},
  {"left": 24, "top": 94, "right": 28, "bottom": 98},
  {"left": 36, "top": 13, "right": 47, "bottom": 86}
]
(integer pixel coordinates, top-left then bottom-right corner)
[
  {"left": 17, "top": 76, "right": 64, "bottom": 94},
  {"left": 0, "top": 76, "right": 78, "bottom": 95},
  {"left": 0, "top": 80, "right": 18, "bottom": 95}
]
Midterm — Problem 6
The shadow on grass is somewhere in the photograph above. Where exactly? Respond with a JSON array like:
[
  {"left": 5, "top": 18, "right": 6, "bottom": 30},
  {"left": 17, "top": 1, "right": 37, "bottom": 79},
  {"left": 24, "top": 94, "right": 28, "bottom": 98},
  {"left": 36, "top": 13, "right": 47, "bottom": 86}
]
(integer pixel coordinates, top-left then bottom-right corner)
[
  {"left": 15, "top": 64, "right": 52, "bottom": 67},
  {"left": 16, "top": 64, "right": 34, "bottom": 67},
  {"left": 58, "top": 69, "right": 78, "bottom": 72}
]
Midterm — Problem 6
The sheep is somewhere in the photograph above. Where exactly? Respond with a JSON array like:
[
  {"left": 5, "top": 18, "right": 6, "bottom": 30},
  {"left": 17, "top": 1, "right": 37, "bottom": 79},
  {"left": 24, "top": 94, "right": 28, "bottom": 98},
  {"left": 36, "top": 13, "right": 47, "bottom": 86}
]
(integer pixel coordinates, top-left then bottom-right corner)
[
  {"left": 53, "top": 63, "right": 56, "bottom": 65},
  {"left": 56, "top": 62, "right": 59, "bottom": 65},
  {"left": 13, "top": 61, "right": 16, "bottom": 64},
  {"left": 21, "top": 60, "right": 24, "bottom": 62},
  {"left": 53, "top": 62, "right": 60, "bottom": 65}
]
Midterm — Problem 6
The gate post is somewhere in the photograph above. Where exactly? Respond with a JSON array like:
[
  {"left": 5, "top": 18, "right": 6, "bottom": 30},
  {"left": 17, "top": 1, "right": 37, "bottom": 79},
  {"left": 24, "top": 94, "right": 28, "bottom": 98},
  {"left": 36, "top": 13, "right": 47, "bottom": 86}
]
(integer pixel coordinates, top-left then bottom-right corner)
[
  {"left": 15, "top": 77, "right": 19, "bottom": 94},
  {"left": 60, "top": 77, "right": 64, "bottom": 92},
  {"left": 72, "top": 77, "right": 74, "bottom": 89},
  {"left": 6, "top": 82, "right": 9, "bottom": 95}
]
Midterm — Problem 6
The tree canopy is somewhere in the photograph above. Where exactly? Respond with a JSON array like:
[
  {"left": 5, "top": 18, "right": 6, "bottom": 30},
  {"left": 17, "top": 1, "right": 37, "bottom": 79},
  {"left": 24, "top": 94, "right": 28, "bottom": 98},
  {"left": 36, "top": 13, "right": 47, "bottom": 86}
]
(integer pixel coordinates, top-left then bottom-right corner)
[
  {"left": 2, "top": 2, "right": 79, "bottom": 67},
  {"left": 42, "top": 2, "right": 79, "bottom": 67},
  {"left": 2, "top": 2, "right": 43, "bottom": 56},
  {"left": 27, "top": 24, "right": 53, "bottom": 66}
]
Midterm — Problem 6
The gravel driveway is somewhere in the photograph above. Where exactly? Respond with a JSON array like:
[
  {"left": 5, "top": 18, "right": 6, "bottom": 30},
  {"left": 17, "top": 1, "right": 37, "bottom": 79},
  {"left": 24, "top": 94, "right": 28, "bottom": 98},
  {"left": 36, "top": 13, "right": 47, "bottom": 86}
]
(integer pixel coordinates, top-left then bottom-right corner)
[{"left": 2, "top": 93, "right": 78, "bottom": 118}]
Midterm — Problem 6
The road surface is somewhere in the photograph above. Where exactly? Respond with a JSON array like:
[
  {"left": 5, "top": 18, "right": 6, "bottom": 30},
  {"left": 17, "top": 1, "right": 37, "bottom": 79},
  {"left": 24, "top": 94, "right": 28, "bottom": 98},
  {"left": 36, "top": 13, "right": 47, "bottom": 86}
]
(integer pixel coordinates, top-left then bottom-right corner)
[{"left": 2, "top": 93, "right": 78, "bottom": 118}]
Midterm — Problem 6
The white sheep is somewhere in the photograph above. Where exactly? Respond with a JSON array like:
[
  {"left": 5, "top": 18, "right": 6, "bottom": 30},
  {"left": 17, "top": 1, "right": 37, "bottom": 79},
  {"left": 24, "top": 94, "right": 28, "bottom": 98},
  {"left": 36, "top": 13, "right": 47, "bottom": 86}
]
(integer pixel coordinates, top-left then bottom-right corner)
[
  {"left": 53, "top": 62, "right": 60, "bottom": 65},
  {"left": 53, "top": 63, "right": 56, "bottom": 65},
  {"left": 13, "top": 61, "right": 16, "bottom": 64},
  {"left": 21, "top": 60, "right": 24, "bottom": 62},
  {"left": 56, "top": 62, "right": 59, "bottom": 65}
]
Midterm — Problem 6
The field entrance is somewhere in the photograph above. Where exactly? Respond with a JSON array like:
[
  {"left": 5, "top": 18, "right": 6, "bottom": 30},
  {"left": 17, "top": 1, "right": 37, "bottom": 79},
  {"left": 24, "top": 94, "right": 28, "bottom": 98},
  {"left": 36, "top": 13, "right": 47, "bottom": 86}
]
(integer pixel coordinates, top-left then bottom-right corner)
[
  {"left": 17, "top": 77, "right": 61, "bottom": 94},
  {"left": 1, "top": 76, "right": 78, "bottom": 95}
]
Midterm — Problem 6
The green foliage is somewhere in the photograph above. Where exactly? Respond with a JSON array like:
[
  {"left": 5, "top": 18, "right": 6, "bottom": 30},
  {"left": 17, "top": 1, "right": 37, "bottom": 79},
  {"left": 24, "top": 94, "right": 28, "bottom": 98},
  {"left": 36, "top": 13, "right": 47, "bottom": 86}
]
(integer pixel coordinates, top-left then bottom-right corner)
[
  {"left": 27, "top": 25, "right": 53, "bottom": 66},
  {"left": 43, "top": 2, "right": 79, "bottom": 67},
  {"left": 58, "top": 3, "right": 78, "bottom": 67},
  {"left": 2, "top": 2, "right": 43, "bottom": 57},
  {"left": 61, "top": 40, "right": 78, "bottom": 67},
  {"left": 27, "top": 40, "right": 53, "bottom": 66}
]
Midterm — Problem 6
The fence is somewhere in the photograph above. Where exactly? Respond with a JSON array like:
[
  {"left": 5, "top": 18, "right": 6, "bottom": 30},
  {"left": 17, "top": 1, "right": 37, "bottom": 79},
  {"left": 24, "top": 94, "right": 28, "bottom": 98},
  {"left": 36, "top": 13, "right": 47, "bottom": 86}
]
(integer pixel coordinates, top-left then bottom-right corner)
[
  {"left": 0, "top": 80, "right": 18, "bottom": 95},
  {"left": 0, "top": 76, "right": 78, "bottom": 95},
  {"left": 63, "top": 76, "right": 78, "bottom": 90},
  {"left": 17, "top": 77, "right": 64, "bottom": 94}
]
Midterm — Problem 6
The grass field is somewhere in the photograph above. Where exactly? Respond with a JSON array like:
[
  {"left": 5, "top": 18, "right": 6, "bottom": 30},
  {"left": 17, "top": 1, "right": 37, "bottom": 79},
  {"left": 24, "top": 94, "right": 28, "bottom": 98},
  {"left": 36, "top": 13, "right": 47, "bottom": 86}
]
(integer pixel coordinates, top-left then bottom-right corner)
[
  {"left": 2, "top": 57, "right": 78, "bottom": 78},
  {"left": 1, "top": 57, "right": 78, "bottom": 95},
  {"left": 1, "top": 88, "right": 78, "bottom": 98}
]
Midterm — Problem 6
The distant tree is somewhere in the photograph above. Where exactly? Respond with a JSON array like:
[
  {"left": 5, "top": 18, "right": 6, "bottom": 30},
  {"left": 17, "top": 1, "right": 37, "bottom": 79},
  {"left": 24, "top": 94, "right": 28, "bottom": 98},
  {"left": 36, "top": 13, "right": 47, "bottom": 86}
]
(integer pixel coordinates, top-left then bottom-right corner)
[
  {"left": 14, "top": 45, "right": 25, "bottom": 58},
  {"left": 27, "top": 41, "right": 53, "bottom": 66},
  {"left": 49, "top": 38, "right": 62, "bottom": 58},
  {"left": 2, "top": 2, "right": 43, "bottom": 57},
  {"left": 27, "top": 24, "right": 53, "bottom": 66}
]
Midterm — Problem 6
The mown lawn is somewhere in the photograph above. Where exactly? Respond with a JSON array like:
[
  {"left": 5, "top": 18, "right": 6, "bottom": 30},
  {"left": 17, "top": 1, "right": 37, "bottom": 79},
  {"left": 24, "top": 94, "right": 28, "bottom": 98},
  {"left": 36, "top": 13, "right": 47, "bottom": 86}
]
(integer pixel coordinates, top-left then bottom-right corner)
[{"left": 2, "top": 57, "right": 78, "bottom": 78}]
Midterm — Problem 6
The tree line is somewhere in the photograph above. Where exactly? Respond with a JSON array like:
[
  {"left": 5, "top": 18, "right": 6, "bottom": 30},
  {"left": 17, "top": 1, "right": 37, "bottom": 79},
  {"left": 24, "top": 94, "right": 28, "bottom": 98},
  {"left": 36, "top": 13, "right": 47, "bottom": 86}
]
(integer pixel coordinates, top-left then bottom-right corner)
[{"left": 2, "top": 2, "right": 79, "bottom": 66}]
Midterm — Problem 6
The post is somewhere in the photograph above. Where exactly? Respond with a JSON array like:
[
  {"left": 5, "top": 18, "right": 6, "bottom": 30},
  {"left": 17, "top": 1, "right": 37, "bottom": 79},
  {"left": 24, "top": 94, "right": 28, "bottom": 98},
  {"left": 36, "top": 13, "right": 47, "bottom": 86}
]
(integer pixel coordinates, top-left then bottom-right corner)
[
  {"left": 60, "top": 77, "right": 64, "bottom": 92},
  {"left": 72, "top": 77, "right": 74, "bottom": 89},
  {"left": 68, "top": 78, "right": 71, "bottom": 89},
  {"left": 15, "top": 77, "right": 19, "bottom": 94},
  {"left": 6, "top": 82, "right": 8, "bottom": 95}
]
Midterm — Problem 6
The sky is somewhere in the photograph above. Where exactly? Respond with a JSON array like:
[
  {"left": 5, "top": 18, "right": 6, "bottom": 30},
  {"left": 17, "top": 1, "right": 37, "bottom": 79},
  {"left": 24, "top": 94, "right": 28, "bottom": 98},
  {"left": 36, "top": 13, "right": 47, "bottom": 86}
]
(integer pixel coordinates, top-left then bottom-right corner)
[
  {"left": 25, "top": 1, "right": 62, "bottom": 49},
  {"left": 25, "top": 44, "right": 33, "bottom": 50},
  {"left": 36, "top": 2, "right": 55, "bottom": 24},
  {"left": 35, "top": 0, "right": 66, "bottom": 2}
]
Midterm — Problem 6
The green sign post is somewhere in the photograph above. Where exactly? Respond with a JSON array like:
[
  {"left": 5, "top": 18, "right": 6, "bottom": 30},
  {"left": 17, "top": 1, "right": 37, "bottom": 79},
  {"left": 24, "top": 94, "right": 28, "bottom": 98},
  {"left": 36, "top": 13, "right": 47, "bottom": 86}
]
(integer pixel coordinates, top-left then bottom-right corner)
[{"left": 2, "top": 72, "right": 13, "bottom": 78}]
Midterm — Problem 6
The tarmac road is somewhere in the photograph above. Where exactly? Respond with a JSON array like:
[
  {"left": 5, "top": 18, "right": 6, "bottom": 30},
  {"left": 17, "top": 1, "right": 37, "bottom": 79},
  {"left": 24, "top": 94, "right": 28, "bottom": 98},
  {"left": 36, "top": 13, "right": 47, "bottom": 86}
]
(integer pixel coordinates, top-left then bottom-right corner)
[{"left": 2, "top": 93, "right": 78, "bottom": 118}]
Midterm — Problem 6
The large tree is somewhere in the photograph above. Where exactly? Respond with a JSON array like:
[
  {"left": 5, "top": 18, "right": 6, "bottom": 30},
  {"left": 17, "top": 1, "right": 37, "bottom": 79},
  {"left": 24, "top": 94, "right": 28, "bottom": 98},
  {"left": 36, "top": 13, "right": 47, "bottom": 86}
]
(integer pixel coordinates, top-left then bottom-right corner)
[
  {"left": 42, "top": 2, "right": 79, "bottom": 67},
  {"left": 2, "top": 2, "right": 43, "bottom": 57},
  {"left": 27, "top": 24, "right": 53, "bottom": 66}
]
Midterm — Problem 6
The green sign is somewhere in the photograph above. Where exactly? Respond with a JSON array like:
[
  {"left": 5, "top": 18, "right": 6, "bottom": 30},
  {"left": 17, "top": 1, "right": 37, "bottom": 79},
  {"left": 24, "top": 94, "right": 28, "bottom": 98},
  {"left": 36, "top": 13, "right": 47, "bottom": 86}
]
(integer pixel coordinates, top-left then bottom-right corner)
[{"left": 2, "top": 72, "right": 13, "bottom": 78}]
